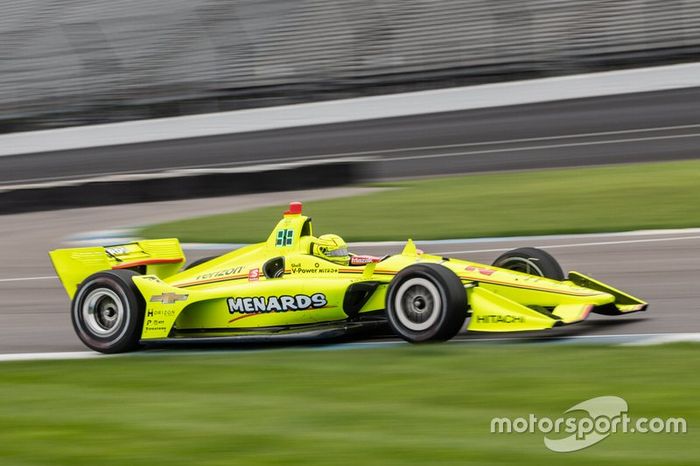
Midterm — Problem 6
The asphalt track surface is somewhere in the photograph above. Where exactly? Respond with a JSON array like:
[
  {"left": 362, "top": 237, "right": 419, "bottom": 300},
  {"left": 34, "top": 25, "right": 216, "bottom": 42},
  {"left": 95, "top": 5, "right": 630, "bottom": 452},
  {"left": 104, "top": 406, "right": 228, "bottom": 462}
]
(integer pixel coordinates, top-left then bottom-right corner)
[
  {"left": 3, "top": 87, "right": 700, "bottom": 186},
  {"left": 1, "top": 188, "right": 698, "bottom": 354}
]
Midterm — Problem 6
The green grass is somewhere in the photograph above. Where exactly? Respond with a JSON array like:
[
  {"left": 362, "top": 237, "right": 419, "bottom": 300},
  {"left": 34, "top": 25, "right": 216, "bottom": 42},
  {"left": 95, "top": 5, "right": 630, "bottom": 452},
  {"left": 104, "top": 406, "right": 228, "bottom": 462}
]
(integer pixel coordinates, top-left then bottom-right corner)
[
  {"left": 139, "top": 160, "right": 700, "bottom": 243},
  {"left": 0, "top": 344, "right": 697, "bottom": 465}
]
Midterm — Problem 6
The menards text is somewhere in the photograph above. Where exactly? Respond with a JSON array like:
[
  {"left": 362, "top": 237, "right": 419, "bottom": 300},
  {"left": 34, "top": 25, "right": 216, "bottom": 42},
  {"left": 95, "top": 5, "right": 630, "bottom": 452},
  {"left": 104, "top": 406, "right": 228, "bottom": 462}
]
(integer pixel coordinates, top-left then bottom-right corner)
[{"left": 227, "top": 293, "right": 328, "bottom": 313}]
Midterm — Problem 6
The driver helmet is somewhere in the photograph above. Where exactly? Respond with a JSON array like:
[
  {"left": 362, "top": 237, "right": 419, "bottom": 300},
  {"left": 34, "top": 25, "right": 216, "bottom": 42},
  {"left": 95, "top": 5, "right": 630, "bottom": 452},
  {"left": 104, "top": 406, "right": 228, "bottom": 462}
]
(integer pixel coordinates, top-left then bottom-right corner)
[{"left": 313, "top": 234, "right": 349, "bottom": 265}]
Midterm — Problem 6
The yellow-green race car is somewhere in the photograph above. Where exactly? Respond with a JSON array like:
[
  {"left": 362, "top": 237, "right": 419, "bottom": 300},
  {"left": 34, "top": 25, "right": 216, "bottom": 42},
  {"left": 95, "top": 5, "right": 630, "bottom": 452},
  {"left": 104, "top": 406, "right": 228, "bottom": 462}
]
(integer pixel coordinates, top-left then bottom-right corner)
[{"left": 50, "top": 202, "right": 647, "bottom": 353}]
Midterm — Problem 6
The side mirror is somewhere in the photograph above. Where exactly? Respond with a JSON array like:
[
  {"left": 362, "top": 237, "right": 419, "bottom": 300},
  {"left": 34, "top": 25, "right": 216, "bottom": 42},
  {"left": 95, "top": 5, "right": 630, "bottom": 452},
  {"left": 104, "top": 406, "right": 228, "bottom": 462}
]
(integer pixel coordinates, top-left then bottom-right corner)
[{"left": 263, "top": 257, "right": 285, "bottom": 278}]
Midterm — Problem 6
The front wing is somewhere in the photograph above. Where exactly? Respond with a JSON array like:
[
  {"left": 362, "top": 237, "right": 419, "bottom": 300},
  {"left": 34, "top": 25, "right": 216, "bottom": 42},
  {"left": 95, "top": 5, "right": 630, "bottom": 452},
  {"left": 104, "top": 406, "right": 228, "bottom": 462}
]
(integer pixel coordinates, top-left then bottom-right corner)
[{"left": 466, "top": 271, "right": 647, "bottom": 332}]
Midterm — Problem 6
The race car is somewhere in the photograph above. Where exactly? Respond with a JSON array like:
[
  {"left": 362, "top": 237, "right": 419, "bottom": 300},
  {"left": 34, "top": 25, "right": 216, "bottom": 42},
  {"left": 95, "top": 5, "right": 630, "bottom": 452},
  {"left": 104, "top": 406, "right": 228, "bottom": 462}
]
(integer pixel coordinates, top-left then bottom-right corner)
[{"left": 49, "top": 201, "right": 647, "bottom": 353}]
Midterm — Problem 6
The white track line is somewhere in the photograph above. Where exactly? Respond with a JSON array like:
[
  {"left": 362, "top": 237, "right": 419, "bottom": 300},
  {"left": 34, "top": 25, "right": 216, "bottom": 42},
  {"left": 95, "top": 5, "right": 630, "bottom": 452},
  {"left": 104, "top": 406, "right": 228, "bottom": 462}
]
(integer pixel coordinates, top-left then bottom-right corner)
[
  {"left": 622, "top": 333, "right": 700, "bottom": 346},
  {"left": 0, "top": 276, "right": 56, "bottom": 283},
  {"left": 319, "top": 122, "right": 700, "bottom": 154},
  {"left": 7, "top": 233, "right": 700, "bottom": 283},
  {"left": 432, "top": 235, "right": 700, "bottom": 255},
  {"left": 69, "top": 227, "right": 700, "bottom": 250},
  {"left": 0, "top": 351, "right": 104, "bottom": 362},
  {"left": 1, "top": 332, "right": 699, "bottom": 362},
  {"left": 454, "top": 332, "right": 700, "bottom": 345},
  {"left": 4, "top": 122, "right": 700, "bottom": 186},
  {"left": 382, "top": 132, "right": 700, "bottom": 162}
]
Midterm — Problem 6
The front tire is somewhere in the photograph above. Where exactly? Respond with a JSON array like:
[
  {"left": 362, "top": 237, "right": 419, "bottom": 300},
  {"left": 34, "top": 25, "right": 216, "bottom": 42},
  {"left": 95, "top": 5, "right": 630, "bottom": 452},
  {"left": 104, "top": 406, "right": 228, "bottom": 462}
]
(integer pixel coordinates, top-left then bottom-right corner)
[
  {"left": 386, "top": 264, "right": 467, "bottom": 343},
  {"left": 491, "top": 247, "right": 564, "bottom": 280},
  {"left": 71, "top": 270, "right": 144, "bottom": 353}
]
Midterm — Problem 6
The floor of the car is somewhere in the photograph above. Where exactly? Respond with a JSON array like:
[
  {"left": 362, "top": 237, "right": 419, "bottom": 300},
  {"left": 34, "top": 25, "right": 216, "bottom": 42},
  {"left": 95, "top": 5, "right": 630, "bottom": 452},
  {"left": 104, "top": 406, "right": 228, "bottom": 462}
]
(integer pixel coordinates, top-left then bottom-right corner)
[{"left": 145, "top": 319, "right": 388, "bottom": 344}]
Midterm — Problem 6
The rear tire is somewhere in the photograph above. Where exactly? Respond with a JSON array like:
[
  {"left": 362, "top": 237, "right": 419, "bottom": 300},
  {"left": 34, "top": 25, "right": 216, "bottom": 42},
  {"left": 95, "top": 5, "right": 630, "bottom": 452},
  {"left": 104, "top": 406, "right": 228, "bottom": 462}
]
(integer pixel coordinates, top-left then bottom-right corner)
[
  {"left": 184, "top": 255, "right": 220, "bottom": 271},
  {"left": 386, "top": 264, "right": 467, "bottom": 342},
  {"left": 491, "top": 247, "right": 564, "bottom": 280},
  {"left": 71, "top": 270, "right": 144, "bottom": 353}
]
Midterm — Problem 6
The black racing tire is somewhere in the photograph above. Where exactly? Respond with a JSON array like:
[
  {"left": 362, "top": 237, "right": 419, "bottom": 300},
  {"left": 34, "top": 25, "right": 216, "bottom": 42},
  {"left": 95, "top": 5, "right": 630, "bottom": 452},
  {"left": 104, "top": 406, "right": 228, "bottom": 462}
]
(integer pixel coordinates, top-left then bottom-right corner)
[
  {"left": 71, "top": 270, "right": 144, "bottom": 354},
  {"left": 184, "top": 255, "right": 220, "bottom": 271},
  {"left": 386, "top": 263, "right": 467, "bottom": 343},
  {"left": 491, "top": 247, "right": 564, "bottom": 280}
]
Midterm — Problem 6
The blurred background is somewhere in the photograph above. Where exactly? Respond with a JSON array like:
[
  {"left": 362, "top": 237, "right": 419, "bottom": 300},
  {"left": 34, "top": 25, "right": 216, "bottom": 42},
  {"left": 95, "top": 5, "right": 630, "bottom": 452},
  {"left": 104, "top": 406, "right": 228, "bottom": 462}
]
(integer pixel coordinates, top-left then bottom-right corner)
[
  {"left": 3, "top": 0, "right": 700, "bottom": 132},
  {"left": 2, "top": 0, "right": 700, "bottom": 359},
  {"left": 2, "top": 0, "right": 700, "bottom": 358},
  {"left": 1, "top": 2, "right": 699, "bottom": 464}
]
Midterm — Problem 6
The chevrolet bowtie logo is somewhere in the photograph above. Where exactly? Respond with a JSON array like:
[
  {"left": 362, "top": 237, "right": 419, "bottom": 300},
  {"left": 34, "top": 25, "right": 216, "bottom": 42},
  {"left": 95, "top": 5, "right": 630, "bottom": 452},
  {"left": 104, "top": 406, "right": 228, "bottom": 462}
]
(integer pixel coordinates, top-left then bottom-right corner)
[{"left": 150, "top": 293, "right": 188, "bottom": 304}]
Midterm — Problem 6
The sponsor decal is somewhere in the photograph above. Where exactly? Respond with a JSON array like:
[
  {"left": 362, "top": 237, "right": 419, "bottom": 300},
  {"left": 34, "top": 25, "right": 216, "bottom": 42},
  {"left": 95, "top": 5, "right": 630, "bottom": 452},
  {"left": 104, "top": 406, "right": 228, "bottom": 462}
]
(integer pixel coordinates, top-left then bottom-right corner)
[
  {"left": 195, "top": 266, "right": 244, "bottom": 281},
  {"left": 476, "top": 314, "right": 525, "bottom": 324},
  {"left": 491, "top": 396, "right": 687, "bottom": 453},
  {"left": 147, "top": 308, "right": 176, "bottom": 317},
  {"left": 465, "top": 265, "right": 496, "bottom": 276},
  {"left": 248, "top": 268, "right": 260, "bottom": 281},
  {"left": 145, "top": 317, "right": 167, "bottom": 332},
  {"left": 150, "top": 292, "right": 188, "bottom": 304},
  {"left": 227, "top": 293, "right": 328, "bottom": 314},
  {"left": 290, "top": 262, "right": 337, "bottom": 274},
  {"left": 349, "top": 255, "right": 381, "bottom": 266},
  {"left": 105, "top": 246, "right": 128, "bottom": 256}
]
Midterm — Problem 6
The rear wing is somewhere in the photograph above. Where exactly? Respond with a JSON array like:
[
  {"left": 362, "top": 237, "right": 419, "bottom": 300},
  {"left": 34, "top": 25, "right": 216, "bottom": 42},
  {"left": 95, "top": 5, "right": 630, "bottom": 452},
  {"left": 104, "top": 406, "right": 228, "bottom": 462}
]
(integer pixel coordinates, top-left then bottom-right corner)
[{"left": 49, "top": 238, "right": 185, "bottom": 299}]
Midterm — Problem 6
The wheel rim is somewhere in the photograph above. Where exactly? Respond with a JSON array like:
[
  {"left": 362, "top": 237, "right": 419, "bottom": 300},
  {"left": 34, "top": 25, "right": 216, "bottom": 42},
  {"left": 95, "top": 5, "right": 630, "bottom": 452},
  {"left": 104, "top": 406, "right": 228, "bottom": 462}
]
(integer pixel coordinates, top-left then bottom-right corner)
[
  {"left": 497, "top": 257, "right": 544, "bottom": 276},
  {"left": 82, "top": 288, "right": 124, "bottom": 337},
  {"left": 394, "top": 277, "right": 442, "bottom": 331}
]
